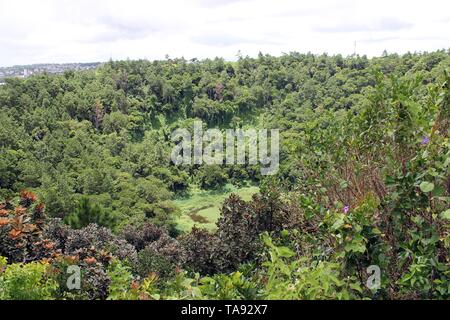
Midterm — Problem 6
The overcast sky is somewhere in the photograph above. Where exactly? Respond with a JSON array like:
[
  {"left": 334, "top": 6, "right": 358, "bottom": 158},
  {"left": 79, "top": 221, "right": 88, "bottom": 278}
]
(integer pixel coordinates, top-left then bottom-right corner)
[{"left": 0, "top": 0, "right": 449, "bottom": 66}]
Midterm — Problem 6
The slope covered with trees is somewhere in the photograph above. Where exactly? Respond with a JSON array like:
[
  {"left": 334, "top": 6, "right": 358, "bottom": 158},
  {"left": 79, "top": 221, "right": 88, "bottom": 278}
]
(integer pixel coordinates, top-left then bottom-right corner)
[{"left": 0, "top": 50, "right": 449, "bottom": 299}]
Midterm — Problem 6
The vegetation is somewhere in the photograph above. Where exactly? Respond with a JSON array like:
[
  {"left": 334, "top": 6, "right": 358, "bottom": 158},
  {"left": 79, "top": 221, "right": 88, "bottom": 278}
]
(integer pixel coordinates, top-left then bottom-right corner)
[{"left": 0, "top": 50, "right": 449, "bottom": 300}]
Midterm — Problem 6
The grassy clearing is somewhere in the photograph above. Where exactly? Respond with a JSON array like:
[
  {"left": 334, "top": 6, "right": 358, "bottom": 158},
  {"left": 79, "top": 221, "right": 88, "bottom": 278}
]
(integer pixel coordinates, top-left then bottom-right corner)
[{"left": 174, "top": 184, "right": 259, "bottom": 233}]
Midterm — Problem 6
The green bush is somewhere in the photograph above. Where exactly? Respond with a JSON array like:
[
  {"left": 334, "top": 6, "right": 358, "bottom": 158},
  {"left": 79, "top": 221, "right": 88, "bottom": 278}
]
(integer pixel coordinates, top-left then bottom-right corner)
[
  {"left": 0, "top": 257, "right": 58, "bottom": 300},
  {"left": 135, "top": 247, "right": 176, "bottom": 280},
  {"left": 259, "top": 234, "right": 361, "bottom": 300}
]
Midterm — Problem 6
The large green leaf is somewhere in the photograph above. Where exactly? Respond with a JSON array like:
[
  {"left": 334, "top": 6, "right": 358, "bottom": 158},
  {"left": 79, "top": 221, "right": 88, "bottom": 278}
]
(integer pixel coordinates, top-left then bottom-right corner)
[
  {"left": 419, "top": 181, "right": 434, "bottom": 193},
  {"left": 440, "top": 209, "right": 450, "bottom": 221}
]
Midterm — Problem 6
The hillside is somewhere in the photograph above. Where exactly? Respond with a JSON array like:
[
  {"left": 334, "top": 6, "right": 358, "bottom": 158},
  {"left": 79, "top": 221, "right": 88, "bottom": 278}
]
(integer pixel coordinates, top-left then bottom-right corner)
[{"left": 0, "top": 51, "right": 449, "bottom": 300}]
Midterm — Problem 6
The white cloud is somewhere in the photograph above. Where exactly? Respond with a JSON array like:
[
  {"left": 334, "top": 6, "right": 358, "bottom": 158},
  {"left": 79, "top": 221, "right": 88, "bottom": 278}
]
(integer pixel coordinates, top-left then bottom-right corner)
[{"left": 0, "top": 0, "right": 448, "bottom": 66}]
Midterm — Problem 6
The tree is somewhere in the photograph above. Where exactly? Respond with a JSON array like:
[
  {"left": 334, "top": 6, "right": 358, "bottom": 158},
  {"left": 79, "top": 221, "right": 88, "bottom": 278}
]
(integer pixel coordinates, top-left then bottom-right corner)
[{"left": 65, "top": 197, "right": 116, "bottom": 229}]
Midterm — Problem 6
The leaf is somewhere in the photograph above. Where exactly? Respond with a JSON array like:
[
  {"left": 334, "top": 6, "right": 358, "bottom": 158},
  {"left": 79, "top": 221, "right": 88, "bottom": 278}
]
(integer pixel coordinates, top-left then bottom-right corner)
[
  {"left": 191, "top": 287, "right": 202, "bottom": 298},
  {"left": 344, "top": 242, "right": 366, "bottom": 253},
  {"left": 372, "top": 227, "right": 382, "bottom": 235},
  {"left": 280, "top": 230, "right": 289, "bottom": 238},
  {"left": 350, "top": 283, "right": 363, "bottom": 293},
  {"left": 339, "top": 180, "right": 348, "bottom": 189},
  {"left": 440, "top": 209, "right": 450, "bottom": 221},
  {"left": 331, "top": 216, "right": 345, "bottom": 231},
  {"left": 432, "top": 185, "right": 445, "bottom": 197},
  {"left": 277, "top": 246, "right": 295, "bottom": 258},
  {"left": 419, "top": 181, "right": 434, "bottom": 193},
  {"left": 443, "top": 156, "right": 450, "bottom": 168}
]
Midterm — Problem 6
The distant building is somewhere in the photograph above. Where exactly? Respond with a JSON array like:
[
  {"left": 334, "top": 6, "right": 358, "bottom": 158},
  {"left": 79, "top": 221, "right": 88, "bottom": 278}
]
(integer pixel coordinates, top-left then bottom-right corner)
[{"left": 0, "top": 62, "right": 102, "bottom": 81}]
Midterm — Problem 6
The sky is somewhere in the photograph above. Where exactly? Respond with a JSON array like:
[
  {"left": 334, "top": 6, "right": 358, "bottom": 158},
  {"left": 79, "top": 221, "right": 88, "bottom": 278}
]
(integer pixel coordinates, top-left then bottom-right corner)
[{"left": 0, "top": 0, "right": 449, "bottom": 66}]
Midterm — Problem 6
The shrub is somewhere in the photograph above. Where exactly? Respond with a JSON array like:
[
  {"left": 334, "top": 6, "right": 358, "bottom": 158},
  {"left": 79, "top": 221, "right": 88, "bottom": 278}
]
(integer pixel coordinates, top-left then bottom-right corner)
[
  {"left": 135, "top": 247, "right": 175, "bottom": 280},
  {"left": 43, "top": 218, "right": 71, "bottom": 250},
  {"left": 212, "top": 194, "right": 259, "bottom": 273},
  {"left": 121, "top": 222, "right": 165, "bottom": 251},
  {"left": 0, "top": 191, "right": 59, "bottom": 263},
  {"left": 179, "top": 227, "right": 217, "bottom": 274},
  {"left": 64, "top": 224, "right": 137, "bottom": 264},
  {"left": 199, "top": 272, "right": 259, "bottom": 300},
  {"left": 51, "top": 248, "right": 113, "bottom": 300},
  {"left": 0, "top": 257, "right": 58, "bottom": 300},
  {"left": 259, "top": 234, "right": 361, "bottom": 300},
  {"left": 82, "top": 264, "right": 111, "bottom": 300},
  {"left": 107, "top": 259, "right": 140, "bottom": 300},
  {"left": 146, "top": 233, "right": 186, "bottom": 264},
  {"left": 211, "top": 190, "right": 296, "bottom": 273}
]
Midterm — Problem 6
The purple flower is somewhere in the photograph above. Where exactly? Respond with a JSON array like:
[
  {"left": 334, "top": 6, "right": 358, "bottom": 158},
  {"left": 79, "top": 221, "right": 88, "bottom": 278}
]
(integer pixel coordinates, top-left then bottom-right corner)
[
  {"left": 421, "top": 136, "right": 430, "bottom": 145},
  {"left": 343, "top": 206, "right": 350, "bottom": 214}
]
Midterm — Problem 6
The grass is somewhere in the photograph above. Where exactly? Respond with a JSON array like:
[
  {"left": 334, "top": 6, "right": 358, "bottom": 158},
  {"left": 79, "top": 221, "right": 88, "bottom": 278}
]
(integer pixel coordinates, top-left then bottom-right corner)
[{"left": 174, "top": 184, "right": 259, "bottom": 233}]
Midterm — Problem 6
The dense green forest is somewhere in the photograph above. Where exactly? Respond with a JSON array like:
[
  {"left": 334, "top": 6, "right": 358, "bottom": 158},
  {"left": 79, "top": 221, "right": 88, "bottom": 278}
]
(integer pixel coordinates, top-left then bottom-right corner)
[{"left": 0, "top": 50, "right": 449, "bottom": 300}]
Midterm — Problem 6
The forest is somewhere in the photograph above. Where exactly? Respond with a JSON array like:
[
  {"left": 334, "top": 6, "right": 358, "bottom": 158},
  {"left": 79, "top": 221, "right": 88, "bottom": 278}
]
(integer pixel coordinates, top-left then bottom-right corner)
[{"left": 0, "top": 50, "right": 449, "bottom": 300}]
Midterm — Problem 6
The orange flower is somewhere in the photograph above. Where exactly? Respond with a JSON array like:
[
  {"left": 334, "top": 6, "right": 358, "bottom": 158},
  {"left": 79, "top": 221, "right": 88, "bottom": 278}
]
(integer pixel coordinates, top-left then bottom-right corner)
[
  {"left": 0, "top": 218, "right": 11, "bottom": 226},
  {"left": 0, "top": 209, "right": 9, "bottom": 217}
]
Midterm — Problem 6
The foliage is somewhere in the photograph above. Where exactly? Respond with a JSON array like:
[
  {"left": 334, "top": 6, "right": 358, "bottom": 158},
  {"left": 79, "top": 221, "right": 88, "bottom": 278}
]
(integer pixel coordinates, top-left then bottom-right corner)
[
  {"left": 179, "top": 227, "right": 217, "bottom": 274},
  {"left": 196, "top": 165, "right": 229, "bottom": 190},
  {"left": 65, "top": 197, "right": 117, "bottom": 229},
  {"left": 198, "top": 272, "right": 259, "bottom": 300},
  {"left": 0, "top": 191, "right": 58, "bottom": 263},
  {"left": 107, "top": 259, "right": 151, "bottom": 300},
  {"left": 135, "top": 247, "right": 176, "bottom": 280},
  {"left": 121, "top": 222, "right": 166, "bottom": 251},
  {"left": 0, "top": 257, "right": 58, "bottom": 300},
  {"left": 63, "top": 224, "right": 138, "bottom": 264},
  {"left": 259, "top": 233, "right": 361, "bottom": 299},
  {"left": 0, "top": 51, "right": 449, "bottom": 300}
]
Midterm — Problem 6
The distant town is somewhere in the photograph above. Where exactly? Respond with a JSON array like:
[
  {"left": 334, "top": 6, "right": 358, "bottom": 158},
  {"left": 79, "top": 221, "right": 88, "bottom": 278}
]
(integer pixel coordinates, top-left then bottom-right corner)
[{"left": 0, "top": 62, "right": 101, "bottom": 84}]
